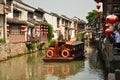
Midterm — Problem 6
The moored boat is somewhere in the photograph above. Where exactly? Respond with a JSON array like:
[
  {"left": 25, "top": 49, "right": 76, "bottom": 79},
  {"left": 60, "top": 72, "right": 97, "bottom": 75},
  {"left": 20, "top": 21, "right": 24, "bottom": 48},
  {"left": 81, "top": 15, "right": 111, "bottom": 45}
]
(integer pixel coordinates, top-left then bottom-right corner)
[{"left": 43, "top": 41, "right": 85, "bottom": 62}]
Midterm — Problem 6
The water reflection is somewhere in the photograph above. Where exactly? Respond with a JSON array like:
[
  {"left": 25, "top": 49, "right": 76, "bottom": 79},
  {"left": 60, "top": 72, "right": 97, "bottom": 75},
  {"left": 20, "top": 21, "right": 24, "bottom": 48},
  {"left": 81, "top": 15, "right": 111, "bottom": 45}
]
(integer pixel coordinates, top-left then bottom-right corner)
[
  {"left": 0, "top": 46, "right": 104, "bottom": 80},
  {"left": 42, "top": 61, "right": 84, "bottom": 80}
]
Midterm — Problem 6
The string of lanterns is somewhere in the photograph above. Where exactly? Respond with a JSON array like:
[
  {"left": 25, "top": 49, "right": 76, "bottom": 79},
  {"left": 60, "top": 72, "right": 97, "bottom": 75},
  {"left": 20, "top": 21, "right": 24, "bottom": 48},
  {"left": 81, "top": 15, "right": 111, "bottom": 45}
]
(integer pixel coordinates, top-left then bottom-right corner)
[
  {"left": 20, "top": 25, "right": 27, "bottom": 33},
  {"left": 96, "top": 0, "right": 101, "bottom": 15},
  {"left": 104, "top": 14, "right": 119, "bottom": 35},
  {"left": 36, "top": 25, "right": 48, "bottom": 34},
  {"left": 95, "top": 0, "right": 119, "bottom": 35}
]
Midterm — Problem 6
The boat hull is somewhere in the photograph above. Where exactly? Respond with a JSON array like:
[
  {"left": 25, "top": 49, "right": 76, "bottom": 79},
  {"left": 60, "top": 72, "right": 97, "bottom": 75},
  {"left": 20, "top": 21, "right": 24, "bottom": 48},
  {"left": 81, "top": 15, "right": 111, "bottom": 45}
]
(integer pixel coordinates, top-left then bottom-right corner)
[{"left": 43, "top": 57, "right": 74, "bottom": 62}]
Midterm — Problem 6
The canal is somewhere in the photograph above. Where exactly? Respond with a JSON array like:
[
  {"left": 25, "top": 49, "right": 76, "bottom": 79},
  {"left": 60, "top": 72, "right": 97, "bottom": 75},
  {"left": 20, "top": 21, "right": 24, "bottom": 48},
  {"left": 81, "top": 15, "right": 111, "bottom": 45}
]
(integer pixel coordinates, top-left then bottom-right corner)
[{"left": 0, "top": 45, "right": 105, "bottom": 80}]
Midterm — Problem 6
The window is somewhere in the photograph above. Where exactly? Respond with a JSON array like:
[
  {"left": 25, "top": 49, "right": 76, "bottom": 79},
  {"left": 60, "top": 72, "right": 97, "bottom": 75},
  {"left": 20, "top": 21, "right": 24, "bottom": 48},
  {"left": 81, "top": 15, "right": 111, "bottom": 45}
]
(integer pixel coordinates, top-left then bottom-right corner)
[
  {"left": 10, "top": 25, "right": 20, "bottom": 34},
  {"left": 28, "top": 12, "right": 33, "bottom": 20},
  {"left": 6, "top": 0, "right": 11, "bottom": 12},
  {"left": 35, "top": 12, "right": 43, "bottom": 19},
  {"left": 13, "top": 10, "right": 21, "bottom": 19}
]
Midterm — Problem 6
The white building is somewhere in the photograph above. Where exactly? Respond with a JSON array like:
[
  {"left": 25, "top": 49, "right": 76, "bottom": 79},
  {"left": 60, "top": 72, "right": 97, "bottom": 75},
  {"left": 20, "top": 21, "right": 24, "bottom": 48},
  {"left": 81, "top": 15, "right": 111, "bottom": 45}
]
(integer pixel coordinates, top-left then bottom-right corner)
[{"left": 44, "top": 12, "right": 58, "bottom": 40}]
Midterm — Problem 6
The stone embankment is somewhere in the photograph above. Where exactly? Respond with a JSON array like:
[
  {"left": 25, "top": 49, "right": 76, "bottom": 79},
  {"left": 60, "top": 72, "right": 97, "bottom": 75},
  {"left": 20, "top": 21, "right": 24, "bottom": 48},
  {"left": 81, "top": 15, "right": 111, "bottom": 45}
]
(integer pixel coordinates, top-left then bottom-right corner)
[{"left": 0, "top": 43, "right": 27, "bottom": 61}]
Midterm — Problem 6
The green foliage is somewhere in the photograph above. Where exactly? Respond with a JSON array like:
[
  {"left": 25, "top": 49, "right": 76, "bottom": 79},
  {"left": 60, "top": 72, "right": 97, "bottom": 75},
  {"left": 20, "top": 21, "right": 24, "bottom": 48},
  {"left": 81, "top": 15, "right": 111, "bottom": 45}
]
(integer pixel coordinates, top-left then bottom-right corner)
[
  {"left": 48, "top": 40, "right": 56, "bottom": 46},
  {"left": 26, "top": 42, "right": 37, "bottom": 50},
  {"left": 76, "top": 33, "right": 84, "bottom": 41},
  {"left": 0, "top": 39, "right": 6, "bottom": 43},
  {"left": 47, "top": 24, "right": 54, "bottom": 41},
  {"left": 86, "top": 10, "right": 99, "bottom": 25}
]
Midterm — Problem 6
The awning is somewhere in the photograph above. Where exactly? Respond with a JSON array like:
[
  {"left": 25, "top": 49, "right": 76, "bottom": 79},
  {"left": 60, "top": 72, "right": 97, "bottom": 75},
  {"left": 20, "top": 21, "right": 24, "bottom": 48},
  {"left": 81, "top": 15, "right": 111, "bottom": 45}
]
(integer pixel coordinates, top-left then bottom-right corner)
[
  {"left": 26, "top": 21, "right": 34, "bottom": 27},
  {"left": 7, "top": 18, "right": 27, "bottom": 25},
  {"left": 68, "top": 27, "right": 74, "bottom": 30}
]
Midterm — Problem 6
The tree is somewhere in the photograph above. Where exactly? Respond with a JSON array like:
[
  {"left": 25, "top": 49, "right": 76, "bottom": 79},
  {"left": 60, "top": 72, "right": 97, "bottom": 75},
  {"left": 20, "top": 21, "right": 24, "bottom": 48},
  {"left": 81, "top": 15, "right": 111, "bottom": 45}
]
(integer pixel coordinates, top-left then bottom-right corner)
[
  {"left": 86, "top": 10, "right": 98, "bottom": 26},
  {"left": 47, "top": 23, "right": 54, "bottom": 41}
]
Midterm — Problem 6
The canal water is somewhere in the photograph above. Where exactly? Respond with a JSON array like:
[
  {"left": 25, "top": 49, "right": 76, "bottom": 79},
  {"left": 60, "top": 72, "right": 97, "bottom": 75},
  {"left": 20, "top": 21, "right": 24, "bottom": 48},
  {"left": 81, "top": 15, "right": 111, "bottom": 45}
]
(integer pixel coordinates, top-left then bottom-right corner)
[{"left": 0, "top": 45, "right": 105, "bottom": 80}]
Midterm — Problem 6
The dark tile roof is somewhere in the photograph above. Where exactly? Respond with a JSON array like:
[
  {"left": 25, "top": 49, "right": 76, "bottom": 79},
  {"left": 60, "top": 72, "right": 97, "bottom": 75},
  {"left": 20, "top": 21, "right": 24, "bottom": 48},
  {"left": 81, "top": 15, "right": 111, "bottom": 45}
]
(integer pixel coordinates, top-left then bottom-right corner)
[
  {"left": 35, "top": 7, "right": 46, "bottom": 13},
  {"left": 50, "top": 12, "right": 61, "bottom": 18},
  {"left": 14, "top": 0, "right": 22, "bottom": 3},
  {"left": 28, "top": 19, "right": 48, "bottom": 25},
  {"left": 7, "top": 18, "right": 48, "bottom": 26},
  {"left": 27, "top": 19, "right": 40, "bottom": 25},
  {"left": 61, "top": 15, "right": 72, "bottom": 21},
  {"left": 7, "top": 18, "right": 27, "bottom": 25},
  {"left": 14, "top": 0, "right": 36, "bottom": 9}
]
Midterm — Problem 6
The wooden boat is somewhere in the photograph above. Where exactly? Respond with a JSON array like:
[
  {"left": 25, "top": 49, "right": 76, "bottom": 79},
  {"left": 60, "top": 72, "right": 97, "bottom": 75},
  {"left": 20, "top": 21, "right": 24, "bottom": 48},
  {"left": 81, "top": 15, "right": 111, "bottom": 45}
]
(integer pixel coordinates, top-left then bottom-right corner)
[
  {"left": 43, "top": 57, "right": 74, "bottom": 62},
  {"left": 43, "top": 41, "right": 85, "bottom": 62}
]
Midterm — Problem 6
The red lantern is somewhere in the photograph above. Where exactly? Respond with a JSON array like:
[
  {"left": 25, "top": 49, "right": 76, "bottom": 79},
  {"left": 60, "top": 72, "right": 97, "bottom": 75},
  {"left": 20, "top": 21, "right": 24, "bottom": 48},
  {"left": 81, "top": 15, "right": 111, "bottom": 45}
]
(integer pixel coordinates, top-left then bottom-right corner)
[
  {"left": 105, "top": 28, "right": 113, "bottom": 35},
  {"left": 7, "top": 29, "right": 10, "bottom": 32},
  {"left": 105, "top": 23, "right": 110, "bottom": 29},
  {"left": 36, "top": 29, "right": 40, "bottom": 32},
  {"left": 41, "top": 31, "right": 44, "bottom": 34},
  {"left": 96, "top": 3, "right": 101, "bottom": 9},
  {"left": 4, "top": 6, "right": 9, "bottom": 14},
  {"left": 36, "top": 26, "right": 40, "bottom": 29},
  {"left": 106, "top": 14, "right": 119, "bottom": 24},
  {"left": 45, "top": 26, "right": 48, "bottom": 29},
  {"left": 6, "top": 24, "right": 9, "bottom": 27},
  {"left": 96, "top": 0, "right": 101, "bottom": 3},
  {"left": 40, "top": 25, "right": 43, "bottom": 29},
  {"left": 21, "top": 29, "right": 26, "bottom": 32},
  {"left": 21, "top": 25, "right": 27, "bottom": 28}
]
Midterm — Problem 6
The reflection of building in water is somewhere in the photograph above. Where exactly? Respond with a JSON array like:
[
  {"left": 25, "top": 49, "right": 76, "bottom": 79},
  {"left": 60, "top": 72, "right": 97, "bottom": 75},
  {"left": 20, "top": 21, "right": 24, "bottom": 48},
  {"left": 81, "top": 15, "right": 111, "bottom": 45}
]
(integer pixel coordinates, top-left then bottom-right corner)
[{"left": 42, "top": 61, "right": 84, "bottom": 79}]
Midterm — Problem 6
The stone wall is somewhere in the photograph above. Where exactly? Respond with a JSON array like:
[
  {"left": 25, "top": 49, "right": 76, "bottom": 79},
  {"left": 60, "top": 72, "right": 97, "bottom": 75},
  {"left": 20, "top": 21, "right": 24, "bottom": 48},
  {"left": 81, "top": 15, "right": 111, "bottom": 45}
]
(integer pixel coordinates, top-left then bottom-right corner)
[{"left": 0, "top": 43, "right": 28, "bottom": 61}]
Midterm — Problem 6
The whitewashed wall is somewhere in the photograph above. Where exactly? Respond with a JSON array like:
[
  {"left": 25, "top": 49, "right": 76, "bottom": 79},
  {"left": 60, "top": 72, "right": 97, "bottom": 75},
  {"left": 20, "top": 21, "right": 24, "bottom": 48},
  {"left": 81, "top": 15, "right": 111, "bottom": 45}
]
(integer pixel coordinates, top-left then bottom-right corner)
[
  {"left": 44, "top": 13, "right": 58, "bottom": 40},
  {"left": 7, "top": 0, "right": 35, "bottom": 20},
  {"left": 0, "top": 16, "right": 4, "bottom": 39},
  {"left": 70, "top": 21, "right": 75, "bottom": 38}
]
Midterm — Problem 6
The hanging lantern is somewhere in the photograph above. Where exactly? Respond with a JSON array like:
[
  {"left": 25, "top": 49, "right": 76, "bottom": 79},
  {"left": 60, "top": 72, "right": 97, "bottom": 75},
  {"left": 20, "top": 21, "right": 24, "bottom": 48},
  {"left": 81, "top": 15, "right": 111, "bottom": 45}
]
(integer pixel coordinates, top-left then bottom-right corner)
[
  {"left": 40, "top": 25, "right": 43, "bottom": 29},
  {"left": 21, "top": 25, "right": 27, "bottom": 29},
  {"left": 4, "top": 6, "right": 9, "bottom": 14},
  {"left": 105, "top": 28, "right": 113, "bottom": 35},
  {"left": 7, "top": 29, "right": 10, "bottom": 32},
  {"left": 96, "top": 3, "right": 101, "bottom": 9},
  {"left": 106, "top": 14, "right": 119, "bottom": 24},
  {"left": 96, "top": 0, "right": 101, "bottom": 3},
  {"left": 44, "top": 26, "right": 48, "bottom": 29},
  {"left": 36, "top": 26, "right": 40, "bottom": 29},
  {"left": 21, "top": 29, "right": 26, "bottom": 32},
  {"left": 6, "top": 24, "right": 9, "bottom": 28},
  {"left": 105, "top": 23, "right": 110, "bottom": 29},
  {"left": 43, "top": 32, "right": 46, "bottom": 34},
  {"left": 36, "top": 29, "right": 40, "bottom": 32},
  {"left": 43, "top": 32, "right": 48, "bottom": 34}
]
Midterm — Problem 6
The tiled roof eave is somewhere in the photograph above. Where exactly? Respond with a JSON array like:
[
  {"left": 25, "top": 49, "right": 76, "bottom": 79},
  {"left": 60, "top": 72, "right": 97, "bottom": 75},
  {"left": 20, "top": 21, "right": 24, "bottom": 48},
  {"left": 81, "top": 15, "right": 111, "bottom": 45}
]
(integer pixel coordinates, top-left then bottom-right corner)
[{"left": 7, "top": 18, "right": 27, "bottom": 25}]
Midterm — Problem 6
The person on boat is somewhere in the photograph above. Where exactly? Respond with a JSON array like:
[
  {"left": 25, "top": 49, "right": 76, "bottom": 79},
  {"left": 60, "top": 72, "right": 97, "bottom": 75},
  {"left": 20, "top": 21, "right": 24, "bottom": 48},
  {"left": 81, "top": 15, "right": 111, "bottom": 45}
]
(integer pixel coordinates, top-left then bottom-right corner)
[{"left": 114, "top": 28, "right": 120, "bottom": 52}]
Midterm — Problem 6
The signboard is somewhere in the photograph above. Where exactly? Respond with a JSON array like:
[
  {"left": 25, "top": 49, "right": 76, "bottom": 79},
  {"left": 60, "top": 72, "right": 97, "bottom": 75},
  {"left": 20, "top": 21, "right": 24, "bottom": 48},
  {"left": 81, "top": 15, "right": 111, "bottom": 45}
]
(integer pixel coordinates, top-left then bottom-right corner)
[{"left": 0, "top": 4, "right": 4, "bottom": 14}]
